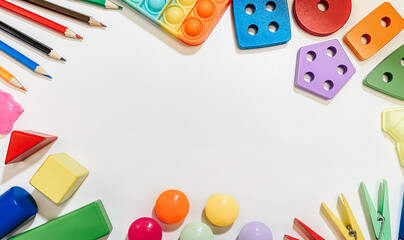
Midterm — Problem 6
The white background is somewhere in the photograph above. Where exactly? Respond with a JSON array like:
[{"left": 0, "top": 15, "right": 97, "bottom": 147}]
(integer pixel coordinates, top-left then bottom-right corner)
[{"left": 0, "top": 0, "right": 404, "bottom": 239}]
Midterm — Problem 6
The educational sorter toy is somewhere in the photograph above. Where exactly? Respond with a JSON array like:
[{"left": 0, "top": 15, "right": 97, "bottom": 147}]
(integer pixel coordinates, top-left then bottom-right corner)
[
  {"left": 5, "top": 130, "right": 58, "bottom": 164},
  {"left": 344, "top": 2, "right": 404, "bottom": 61},
  {"left": 293, "top": 0, "right": 351, "bottom": 36},
  {"left": 295, "top": 39, "right": 355, "bottom": 99},
  {"left": 30, "top": 153, "right": 89, "bottom": 204},
  {"left": 10, "top": 200, "right": 112, "bottom": 240},
  {"left": 363, "top": 44, "right": 404, "bottom": 101},
  {"left": 232, "top": 0, "right": 291, "bottom": 49},
  {"left": 121, "top": 0, "right": 231, "bottom": 45},
  {"left": 382, "top": 108, "right": 404, "bottom": 167}
]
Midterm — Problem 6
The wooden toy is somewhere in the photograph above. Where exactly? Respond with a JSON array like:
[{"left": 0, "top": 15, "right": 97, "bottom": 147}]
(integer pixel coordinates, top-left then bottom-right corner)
[
  {"left": 121, "top": 0, "right": 231, "bottom": 45},
  {"left": 232, "top": 0, "right": 291, "bottom": 49},
  {"left": 321, "top": 194, "right": 364, "bottom": 240},
  {"left": 180, "top": 222, "right": 213, "bottom": 240},
  {"left": 295, "top": 39, "right": 356, "bottom": 99},
  {"left": 0, "top": 89, "right": 23, "bottom": 135},
  {"left": 205, "top": 193, "right": 239, "bottom": 227},
  {"left": 0, "top": 65, "right": 26, "bottom": 91},
  {"left": 239, "top": 222, "right": 273, "bottom": 240},
  {"left": 363, "top": 44, "right": 404, "bottom": 101},
  {"left": 128, "top": 217, "right": 162, "bottom": 240},
  {"left": 284, "top": 218, "right": 324, "bottom": 240},
  {"left": 359, "top": 180, "right": 391, "bottom": 240},
  {"left": 344, "top": 2, "right": 404, "bottom": 61},
  {"left": 5, "top": 130, "right": 58, "bottom": 164},
  {"left": 0, "top": 187, "right": 37, "bottom": 239},
  {"left": 10, "top": 200, "right": 112, "bottom": 240},
  {"left": 155, "top": 189, "right": 189, "bottom": 224},
  {"left": 381, "top": 108, "right": 404, "bottom": 167},
  {"left": 293, "top": 0, "right": 351, "bottom": 36},
  {"left": 29, "top": 153, "right": 89, "bottom": 204}
]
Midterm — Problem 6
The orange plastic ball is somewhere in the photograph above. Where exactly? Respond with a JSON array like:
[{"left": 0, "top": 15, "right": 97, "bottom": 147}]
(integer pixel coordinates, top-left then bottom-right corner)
[{"left": 155, "top": 189, "right": 189, "bottom": 224}]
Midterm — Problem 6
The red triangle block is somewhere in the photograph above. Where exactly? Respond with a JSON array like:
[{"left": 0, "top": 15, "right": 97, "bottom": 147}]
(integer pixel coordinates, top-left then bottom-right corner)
[
  {"left": 5, "top": 130, "right": 58, "bottom": 164},
  {"left": 284, "top": 235, "right": 299, "bottom": 240}
]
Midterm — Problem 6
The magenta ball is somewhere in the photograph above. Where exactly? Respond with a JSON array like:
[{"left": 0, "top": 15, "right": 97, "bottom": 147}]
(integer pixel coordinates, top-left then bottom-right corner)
[
  {"left": 128, "top": 217, "right": 162, "bottom": 240},
  {"left": 239, "top": 222, "right": 273, "bottom": 240}
]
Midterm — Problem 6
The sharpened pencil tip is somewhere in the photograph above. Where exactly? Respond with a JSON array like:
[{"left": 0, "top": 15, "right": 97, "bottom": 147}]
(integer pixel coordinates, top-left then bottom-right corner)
[
  {"left": 61, "top": 57, "right": 66, "bottom": 61},
  {"left": 21, "top": 87, "right": 27, "bottom": 92},
  {"left": 44, "top": 75, "right": 52, "bottom": 79},
  {"left": 76, "top": 34, "right": 83, "bottom": 39},
  {"left": 101, "top": 22, "right": 107, "bottom": 27}
]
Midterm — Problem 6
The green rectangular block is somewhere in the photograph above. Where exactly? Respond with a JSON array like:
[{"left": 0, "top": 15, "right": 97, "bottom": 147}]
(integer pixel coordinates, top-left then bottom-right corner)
[{"left": 11, "top": 200, "right": 112, "bottom": 240}]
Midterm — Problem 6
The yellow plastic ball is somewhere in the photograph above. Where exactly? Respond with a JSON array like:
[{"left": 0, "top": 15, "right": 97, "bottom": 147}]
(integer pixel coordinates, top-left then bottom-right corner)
[{"left": 205, "top": 194, "right": 239, "bottom": 226}]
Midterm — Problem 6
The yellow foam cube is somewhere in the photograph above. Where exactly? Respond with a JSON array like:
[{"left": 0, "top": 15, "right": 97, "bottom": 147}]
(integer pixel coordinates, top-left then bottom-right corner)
[{"left": 30, "top": 153, "right": 89, "bottom": 204}]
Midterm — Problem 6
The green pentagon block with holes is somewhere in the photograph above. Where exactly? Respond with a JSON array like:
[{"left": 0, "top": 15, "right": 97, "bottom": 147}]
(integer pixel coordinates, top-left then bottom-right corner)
[
  {"left": 10, "top": 200, "right": 112, "bottom": 240},
  {"left": 363, "top": 44, "right": 404, "bottom": 101}
]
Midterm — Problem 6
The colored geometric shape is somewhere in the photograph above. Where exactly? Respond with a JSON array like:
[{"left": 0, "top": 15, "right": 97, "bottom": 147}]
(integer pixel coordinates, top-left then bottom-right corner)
[
  {"left": 30, "top": 153, "right": 89, "bottom": 204},
  {"left": 121, "top": 0, "right": 230, "bottom": 45},
  {"left": 363, "top": 44, "right": 404, "bottom": 101},
  {"left": 293, "top": 0, "right": 351, "bottom": 36},
  {"left": 0, "top": 89, "right": 23, "bottom": 135},
  {"left": 233, "top": 0, "right": 291, "bottom": 49},
  {"left": 344, "top": 2, "right": 404, "bottom": 61},
  {"left": 5, "top": 130, "right": 58, "bottom": 164},
  {"left": 382, "top": 108, "right": 404, "bottom": 167},
  {"left": 284, "top": 218, "right": 324, "bottom": 240},
  {"left": 10, "top": 200, "right": 112, "bottom": 240},
  {"left": 0, "top": 187, "right": 37, "bottom": 239},
  {"left": 295, "top": 39, "right": 356, "bottom": 99}
]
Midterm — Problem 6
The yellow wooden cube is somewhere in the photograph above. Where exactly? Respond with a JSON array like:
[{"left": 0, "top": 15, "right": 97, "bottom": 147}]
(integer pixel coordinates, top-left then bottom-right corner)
[{"left": 30, "top": 153, "right": 89, "bottom": 204}]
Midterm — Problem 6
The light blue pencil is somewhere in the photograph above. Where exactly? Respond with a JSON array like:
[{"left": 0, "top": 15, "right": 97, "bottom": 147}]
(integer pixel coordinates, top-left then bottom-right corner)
[{"left": 0, "top": 39, "right": 51, "bottom": 78}]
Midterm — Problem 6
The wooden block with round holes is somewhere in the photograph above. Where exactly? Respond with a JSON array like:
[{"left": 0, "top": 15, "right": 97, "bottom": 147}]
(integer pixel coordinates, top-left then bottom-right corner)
[
  {"left": 363, "top": 44, "right": 404, "bottom": 101},
  {"left": 233, "top": 0, "right": 291, "bottom": 49},
  {"left": 295, "top": 39, "right": 356, "bottom": 99},
  {"left": 293, "top": 0, "right": 351, "bottom": 36},
  {"left": 344, "top": 2, "right": 404, "bottom": 61}
]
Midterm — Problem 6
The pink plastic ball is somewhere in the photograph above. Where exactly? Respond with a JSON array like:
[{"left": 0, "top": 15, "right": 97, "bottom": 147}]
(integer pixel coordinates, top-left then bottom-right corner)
[{"left": 128, "top": 217, "right": 162, "bottom": 240}]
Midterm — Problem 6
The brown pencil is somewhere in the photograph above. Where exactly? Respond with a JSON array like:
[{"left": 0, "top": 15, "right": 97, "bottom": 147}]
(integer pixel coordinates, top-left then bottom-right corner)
[{"left": 20, "top": 0, "right": 106, "bottom": 27}]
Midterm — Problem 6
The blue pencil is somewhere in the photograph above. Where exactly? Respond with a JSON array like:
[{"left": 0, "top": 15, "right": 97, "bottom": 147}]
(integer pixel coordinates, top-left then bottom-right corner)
[{"left": 0, "top": 40, "right": 51, "bottom": 78}]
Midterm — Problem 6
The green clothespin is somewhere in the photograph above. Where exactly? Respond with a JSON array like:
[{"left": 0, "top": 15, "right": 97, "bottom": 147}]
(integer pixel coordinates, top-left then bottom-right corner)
[{"left": 359, "top": 180, "right": 391, "bottom": 240}]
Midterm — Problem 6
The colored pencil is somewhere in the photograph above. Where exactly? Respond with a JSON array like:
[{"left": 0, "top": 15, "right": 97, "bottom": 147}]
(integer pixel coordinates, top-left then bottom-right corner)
[
  {"left": 0, "top": 40, "right": 51, "bottom": 78},
  {"left": 20, "top": 0, "right": 106, "bottom": 27},
  {"left": 0, "top": 0, "right": 82, "bottom": 39},
  {"left": 77, "top": 0, "right": 121, "bottom": 9},
  {"left": 0, "top": 66, "right": 26, "bottom": 91},
  {"left": 0, "top": 20, "right": 65, "bottom": 61}
]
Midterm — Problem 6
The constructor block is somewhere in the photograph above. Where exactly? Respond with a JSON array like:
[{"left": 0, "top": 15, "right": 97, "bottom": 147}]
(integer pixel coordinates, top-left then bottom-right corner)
[
  {"left": 10, "top": 200, "right": 112, "bottom": 240},
  {"left": 5, "top": 130, "right": 58, "bottom": 164},
  {"left": 30, "top": 153, "right": 89, "bottom": 204}
]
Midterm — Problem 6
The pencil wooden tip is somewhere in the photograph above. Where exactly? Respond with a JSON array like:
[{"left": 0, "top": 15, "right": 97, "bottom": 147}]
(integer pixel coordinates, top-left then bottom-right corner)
[
  {"left": 21, "top": 86, "right": 27, "bottom": 91},
  {"left": 76, "top": 34, "right": 83, "bottom": 39},
  {"left": 105, "top": 0, "right": 122, "bottom": 9},
  {"left": 101, "top": 22, "right": 107, "bottom": 27},
  {"left": 44, "top": 75, "right": 52, "bottom": 79},
  {"left": 61, "top": 57, "right": 66, "bottom": 62}
]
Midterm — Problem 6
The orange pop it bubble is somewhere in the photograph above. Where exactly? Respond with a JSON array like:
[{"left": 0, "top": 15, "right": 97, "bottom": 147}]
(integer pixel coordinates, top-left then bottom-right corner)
[
  {"left": 344, "top": 2, "right": 404, "bottom": 61},
  {"left": 122, "top": 0, "right": 230, "bottom": 45}
]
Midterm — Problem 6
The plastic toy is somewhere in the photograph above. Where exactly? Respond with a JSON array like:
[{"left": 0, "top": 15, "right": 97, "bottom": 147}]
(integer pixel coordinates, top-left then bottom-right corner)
[
  {"left": 239, "top": 222, "right": 273, "bottom": 240},
  {"left": 128, "top": 217, "right": 162, "bottom": 240},
  {"left": 0, "top": 89, "right": 23, "bottom": 135},
  {"left": 180, "top": 222, "right": 213, "bottom": 240},
  {"left": 121, "top": 0, "right": 231, "bottom": 45},
  {"left": 381, "top": 108, "right": 404, "bottom": 167},
  {"left": 293, "top": 0, "right": 351, "bottom": 36},
  {"left": 205, "top": 193, "right": 239, "bottom": 227},
  {"left": 5, "top": 130, "right": 58, "bottom": 164},
  {"left": 344, "top": 2, "right": 404, "bottom": 61},
  {"left": 284, "top": 218, "right": 324, "bottom": 240},
  {"left": 10, "top": 200, "right": 112, "bottom": 240},
  {"left": 359, "top": 180, "right": 391, "bottom": 240},
  {"left": 0, "top": 187, "right": 37, "bottom": 239},
  {"left": 155, "top": 189, "right": 189, "bottom": 224},
  {"left": 29, "top": 153, "right": 89, "bottom": 204},
  {"left": 295, "top": 39, "right": 356, "bottom": 99},
  {"left": 232, "top": 0, "right": 291, "bottom": 49},
  {"left": 363, "top": 44, "right": 404, "bottom": 101},
  {"left": 321, "top": 194, "right": 364, "bottom": 240}
]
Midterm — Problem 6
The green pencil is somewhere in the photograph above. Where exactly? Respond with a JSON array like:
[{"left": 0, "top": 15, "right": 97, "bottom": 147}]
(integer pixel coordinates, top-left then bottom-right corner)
[{"left": 77, "top": 0, "right": 122, "bottom": 9}]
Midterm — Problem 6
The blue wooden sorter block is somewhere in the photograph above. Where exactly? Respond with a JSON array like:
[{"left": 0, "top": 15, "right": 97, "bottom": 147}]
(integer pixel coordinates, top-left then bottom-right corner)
[{"left": 233, "top": 0, "right": 291, "bottom": 49}]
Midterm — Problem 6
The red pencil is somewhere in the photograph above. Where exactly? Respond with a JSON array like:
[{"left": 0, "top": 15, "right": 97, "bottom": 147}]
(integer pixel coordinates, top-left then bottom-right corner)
[{"left": 0, "top": 0, "right": 82, "bottom": 39}]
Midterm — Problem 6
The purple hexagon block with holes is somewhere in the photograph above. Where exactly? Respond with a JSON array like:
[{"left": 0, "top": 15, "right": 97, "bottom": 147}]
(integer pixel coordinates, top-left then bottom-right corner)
[{"left": 295, "top": 39, "right": 356, "bottom": 99}]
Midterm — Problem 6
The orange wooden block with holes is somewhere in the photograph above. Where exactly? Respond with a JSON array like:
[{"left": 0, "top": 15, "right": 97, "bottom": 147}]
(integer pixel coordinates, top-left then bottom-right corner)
[{"left": 343, "top": 2, "right": 404, "bottom": 61}]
